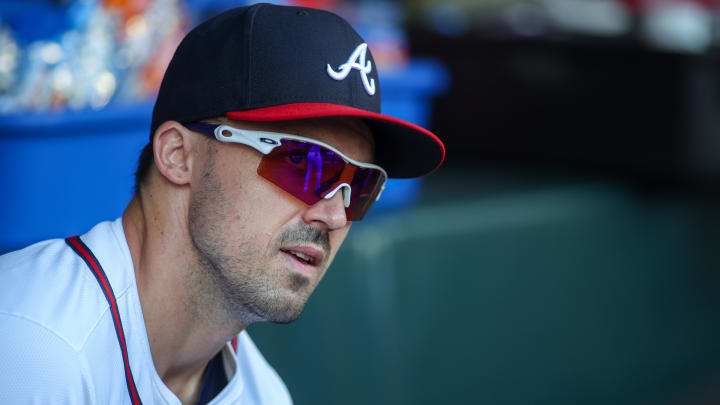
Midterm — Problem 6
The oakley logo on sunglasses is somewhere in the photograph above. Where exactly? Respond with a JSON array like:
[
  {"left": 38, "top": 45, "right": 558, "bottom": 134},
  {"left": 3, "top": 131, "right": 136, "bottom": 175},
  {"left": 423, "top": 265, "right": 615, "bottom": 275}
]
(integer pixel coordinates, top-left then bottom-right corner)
[
  {"left": 326, "top": 43, "right": 376, "bottom": 96},
  {"left": 260, "top": 138, "right": 278, "bottom": 145}
]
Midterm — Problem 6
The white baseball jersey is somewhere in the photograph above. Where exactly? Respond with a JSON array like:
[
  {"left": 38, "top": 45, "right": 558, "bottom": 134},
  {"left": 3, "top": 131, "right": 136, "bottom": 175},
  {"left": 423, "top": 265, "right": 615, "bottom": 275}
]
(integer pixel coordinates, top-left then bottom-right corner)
[{"left": 0, "top": 218, "right": 292, "bottom": 404}]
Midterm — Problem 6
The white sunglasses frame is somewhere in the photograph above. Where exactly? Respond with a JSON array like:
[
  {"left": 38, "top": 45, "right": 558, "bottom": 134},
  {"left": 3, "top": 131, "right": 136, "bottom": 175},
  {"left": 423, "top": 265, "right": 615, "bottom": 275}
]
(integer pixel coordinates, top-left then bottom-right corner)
[{"left": 186, "top": 123, "right": 387, "bottom": 207}]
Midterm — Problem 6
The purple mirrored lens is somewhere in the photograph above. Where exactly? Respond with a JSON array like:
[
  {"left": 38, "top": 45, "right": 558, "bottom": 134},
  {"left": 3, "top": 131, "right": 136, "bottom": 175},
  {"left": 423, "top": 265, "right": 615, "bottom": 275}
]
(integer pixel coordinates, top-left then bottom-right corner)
[
  {"left": 258, "top": 139, "right": 346, "bottom": 205},
  {"left": 257, "top": 139, "right": 385, "bottom": 220}
]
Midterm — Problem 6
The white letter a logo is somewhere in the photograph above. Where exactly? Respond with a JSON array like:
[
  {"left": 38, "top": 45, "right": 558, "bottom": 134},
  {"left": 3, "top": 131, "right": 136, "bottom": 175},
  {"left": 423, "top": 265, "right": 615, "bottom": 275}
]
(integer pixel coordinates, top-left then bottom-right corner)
[{"left": 327, "top": 43, "right": 376, "bottom": 96}]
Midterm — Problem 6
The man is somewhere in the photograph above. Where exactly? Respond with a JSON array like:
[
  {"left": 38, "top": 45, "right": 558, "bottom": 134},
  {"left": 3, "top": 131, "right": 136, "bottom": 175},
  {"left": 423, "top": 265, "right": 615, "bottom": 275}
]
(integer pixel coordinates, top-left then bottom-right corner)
[{"left": 0, "top": 3, "right": 444, "bottom": 404}]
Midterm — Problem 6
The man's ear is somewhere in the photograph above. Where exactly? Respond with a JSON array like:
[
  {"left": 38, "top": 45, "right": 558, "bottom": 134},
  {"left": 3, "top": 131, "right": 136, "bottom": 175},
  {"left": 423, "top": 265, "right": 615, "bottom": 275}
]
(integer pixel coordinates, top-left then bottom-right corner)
[{"left": 152, "top": 121, "right": 199, "bottom": 186}]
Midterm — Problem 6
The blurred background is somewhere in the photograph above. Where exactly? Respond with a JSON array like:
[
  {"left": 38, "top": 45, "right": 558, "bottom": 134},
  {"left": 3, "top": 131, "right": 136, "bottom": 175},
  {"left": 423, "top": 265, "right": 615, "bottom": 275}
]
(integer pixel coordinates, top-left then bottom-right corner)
[{"left": 2, "top": 0, "right": 720, "bottom": 404}]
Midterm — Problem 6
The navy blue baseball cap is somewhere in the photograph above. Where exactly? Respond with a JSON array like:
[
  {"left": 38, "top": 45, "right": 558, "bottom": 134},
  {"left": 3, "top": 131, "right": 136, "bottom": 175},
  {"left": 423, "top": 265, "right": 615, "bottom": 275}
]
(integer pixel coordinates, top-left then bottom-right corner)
[{"left": 151, "top": 3, "right": 444, "bottom": 178}]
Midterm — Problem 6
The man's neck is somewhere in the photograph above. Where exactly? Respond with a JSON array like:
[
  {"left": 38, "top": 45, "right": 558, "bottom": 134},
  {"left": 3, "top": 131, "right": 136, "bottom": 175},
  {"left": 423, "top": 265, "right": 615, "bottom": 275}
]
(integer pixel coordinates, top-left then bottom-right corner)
[{"left": 122, "top": 193, "right": 244, "bottom": 403}]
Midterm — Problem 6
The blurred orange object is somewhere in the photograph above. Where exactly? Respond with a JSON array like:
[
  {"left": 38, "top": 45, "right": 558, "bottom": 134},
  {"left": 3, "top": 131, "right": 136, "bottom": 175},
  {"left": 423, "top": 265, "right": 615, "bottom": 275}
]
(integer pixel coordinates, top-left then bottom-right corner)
[{"left": 104, "top": 0, "right": 151, "bottom": 20}]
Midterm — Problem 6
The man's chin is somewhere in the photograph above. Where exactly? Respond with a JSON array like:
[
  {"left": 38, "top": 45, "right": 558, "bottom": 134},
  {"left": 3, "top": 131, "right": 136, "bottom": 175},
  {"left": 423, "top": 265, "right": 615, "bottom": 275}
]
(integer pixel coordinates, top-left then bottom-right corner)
[
  {"left": 265, "top": 304, "right": 306, "bottom": 324},
  {"left": 257, "top": 291, "right": 310, "bottom": 324}
]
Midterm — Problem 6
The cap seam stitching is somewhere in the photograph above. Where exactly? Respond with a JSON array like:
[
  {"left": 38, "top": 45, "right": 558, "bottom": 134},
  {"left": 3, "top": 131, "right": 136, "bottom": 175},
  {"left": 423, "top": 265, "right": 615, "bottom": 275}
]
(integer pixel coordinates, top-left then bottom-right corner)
[
  {"left": 246, "top": 4, "right": 264, "bottom": 109},
  {"left": 345, "top": 22, "right": 356, "bottom": 107}
]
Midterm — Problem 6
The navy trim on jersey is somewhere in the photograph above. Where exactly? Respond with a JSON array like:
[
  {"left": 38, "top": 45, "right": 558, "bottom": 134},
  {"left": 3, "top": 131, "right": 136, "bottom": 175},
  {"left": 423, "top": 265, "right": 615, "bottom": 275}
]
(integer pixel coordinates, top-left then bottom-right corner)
[
  {"left": 194, "top": 351, "right": 228, "bottom": 405},
  {"left": 66, "top": 236, "right": 143, "bottom": 405}
]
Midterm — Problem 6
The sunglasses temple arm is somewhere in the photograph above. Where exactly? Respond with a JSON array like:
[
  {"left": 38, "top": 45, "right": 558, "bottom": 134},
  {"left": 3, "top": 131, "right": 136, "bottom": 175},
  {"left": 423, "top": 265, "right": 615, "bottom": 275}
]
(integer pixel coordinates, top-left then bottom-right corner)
[{"left": 218, "top": 126, "right": 287, "bottom": 154}]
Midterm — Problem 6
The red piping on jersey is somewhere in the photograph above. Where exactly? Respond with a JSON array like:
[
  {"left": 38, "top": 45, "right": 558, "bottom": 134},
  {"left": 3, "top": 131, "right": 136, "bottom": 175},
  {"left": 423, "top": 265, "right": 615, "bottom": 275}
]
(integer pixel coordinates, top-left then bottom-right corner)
[
  {"left": 66, "top": 236, "right": 143, "bottom": 405},
  {"left": 231, "top": 336, "right": 238, "bottom": 352}
]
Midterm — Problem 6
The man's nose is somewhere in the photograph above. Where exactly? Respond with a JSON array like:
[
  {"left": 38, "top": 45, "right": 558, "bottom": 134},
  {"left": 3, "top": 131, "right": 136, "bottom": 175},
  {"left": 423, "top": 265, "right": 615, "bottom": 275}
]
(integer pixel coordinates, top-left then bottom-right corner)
[{"left": 301, "top": 188, "right": 348, "bottom": 230}]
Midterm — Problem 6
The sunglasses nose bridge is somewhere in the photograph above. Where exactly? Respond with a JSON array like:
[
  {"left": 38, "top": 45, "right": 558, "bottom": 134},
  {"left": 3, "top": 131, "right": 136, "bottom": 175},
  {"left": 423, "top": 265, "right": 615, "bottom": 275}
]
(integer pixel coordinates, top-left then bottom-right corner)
[
  {"left": 322, "top": 161, "right": 357, "bottom": 208},
  {"left": 324, "top": 183, "right": 351, "bottom": 208}
]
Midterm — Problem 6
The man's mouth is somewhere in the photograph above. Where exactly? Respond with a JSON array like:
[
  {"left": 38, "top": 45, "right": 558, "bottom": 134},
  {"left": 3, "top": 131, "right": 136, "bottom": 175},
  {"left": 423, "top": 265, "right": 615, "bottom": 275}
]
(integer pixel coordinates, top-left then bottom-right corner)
[{"left": 280, "top": 246, "right": 324, "bottom": 267}]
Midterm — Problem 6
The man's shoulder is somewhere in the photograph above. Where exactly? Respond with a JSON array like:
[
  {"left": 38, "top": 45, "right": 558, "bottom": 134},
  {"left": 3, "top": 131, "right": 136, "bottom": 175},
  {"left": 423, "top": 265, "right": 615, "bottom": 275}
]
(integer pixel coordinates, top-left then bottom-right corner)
[
  {"left": 234, "top": 330, "right": 293, "bottom": 404},
  {"left": 0, "top": 307, "right": 96, "bottom": 403},
  {"left": 0, "top": 233, "right": 111, "bottom": 351},
  {"left": 0, "top": 238, "right": 106, "bottom": 403}
]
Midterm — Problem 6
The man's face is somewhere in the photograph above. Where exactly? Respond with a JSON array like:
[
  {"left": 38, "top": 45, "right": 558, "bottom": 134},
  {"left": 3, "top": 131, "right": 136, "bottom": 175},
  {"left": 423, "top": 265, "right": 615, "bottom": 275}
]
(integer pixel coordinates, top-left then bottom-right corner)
[{"left": 187, "top": 118, "right": 374, "bottom": 324}]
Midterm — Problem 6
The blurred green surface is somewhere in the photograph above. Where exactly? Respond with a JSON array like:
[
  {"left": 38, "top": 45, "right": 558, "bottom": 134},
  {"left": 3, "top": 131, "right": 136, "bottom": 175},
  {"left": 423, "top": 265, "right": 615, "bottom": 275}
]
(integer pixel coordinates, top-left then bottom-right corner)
[{"left": 249, "top": 171, "right": 720, "bottom": 405}]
